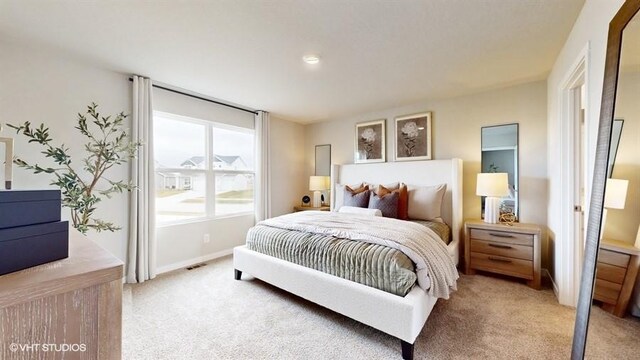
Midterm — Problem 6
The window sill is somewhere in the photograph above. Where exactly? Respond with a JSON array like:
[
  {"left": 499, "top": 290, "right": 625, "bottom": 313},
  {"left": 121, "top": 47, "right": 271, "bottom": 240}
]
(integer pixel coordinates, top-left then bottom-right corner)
[{"left": 156, "top": 212, "right": 254, "bottom": 228}]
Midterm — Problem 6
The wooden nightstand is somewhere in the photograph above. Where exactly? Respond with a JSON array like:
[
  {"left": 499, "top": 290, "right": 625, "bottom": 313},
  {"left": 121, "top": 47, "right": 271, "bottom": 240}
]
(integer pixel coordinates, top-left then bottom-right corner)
[
  {"left": 293, "top": 206, "right": 330, "bottom": 212},
  {"left": 593, "top": 239, "right": 640, "bottom": 317},
  {"left": 464, "top": 219, "right": 542, "bottom": 290}
]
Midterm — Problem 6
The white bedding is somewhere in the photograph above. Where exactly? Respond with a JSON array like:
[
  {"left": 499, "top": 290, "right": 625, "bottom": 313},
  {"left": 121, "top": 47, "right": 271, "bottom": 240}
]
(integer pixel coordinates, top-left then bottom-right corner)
[{"left": 259, "top": 211, "right": 459, "bottom": 299}]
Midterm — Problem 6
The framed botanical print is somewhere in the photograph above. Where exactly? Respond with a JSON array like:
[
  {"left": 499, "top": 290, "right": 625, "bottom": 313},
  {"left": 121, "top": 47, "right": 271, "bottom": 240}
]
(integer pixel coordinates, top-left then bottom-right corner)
[
  {"left": 354, "top": 119, "right": 385, "bottom": 163},
  {"left": 394, "top": 112, "right": 432, "bottom": 161}
]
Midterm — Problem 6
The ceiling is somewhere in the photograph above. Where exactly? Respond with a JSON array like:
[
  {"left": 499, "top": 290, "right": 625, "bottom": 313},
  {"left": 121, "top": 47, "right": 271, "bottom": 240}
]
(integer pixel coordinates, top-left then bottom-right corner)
[{"left": 0, "top": 0, "right": 585, "bottom": 123}]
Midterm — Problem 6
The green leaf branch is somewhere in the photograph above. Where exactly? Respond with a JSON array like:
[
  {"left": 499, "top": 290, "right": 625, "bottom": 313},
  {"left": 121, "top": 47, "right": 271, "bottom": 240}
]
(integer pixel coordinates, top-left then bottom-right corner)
[{"left": 8, "top": 102, "right": 141, "bottom": 234}]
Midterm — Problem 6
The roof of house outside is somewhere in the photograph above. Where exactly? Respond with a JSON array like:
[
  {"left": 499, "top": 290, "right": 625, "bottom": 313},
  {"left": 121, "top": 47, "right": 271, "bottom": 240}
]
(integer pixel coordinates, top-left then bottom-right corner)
[{"left": 179, "top": 155, "right": 246, "bottom": 167}]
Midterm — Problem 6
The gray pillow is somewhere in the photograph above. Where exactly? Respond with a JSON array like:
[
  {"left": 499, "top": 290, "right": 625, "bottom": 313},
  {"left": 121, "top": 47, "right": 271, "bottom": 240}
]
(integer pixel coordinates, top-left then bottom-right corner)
[
  {"left": 344, "top": 189, "right": 370, "bottom": 208},
  {"left": 368, "top": 191, "right": 399, "bottom": 218}
]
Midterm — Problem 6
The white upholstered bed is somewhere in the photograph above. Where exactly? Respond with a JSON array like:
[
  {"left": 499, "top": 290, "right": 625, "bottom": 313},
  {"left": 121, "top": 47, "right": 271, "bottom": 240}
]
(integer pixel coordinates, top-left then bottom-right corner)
[{"left": 233, "top": 158, "right": 463, "bottom": 359}]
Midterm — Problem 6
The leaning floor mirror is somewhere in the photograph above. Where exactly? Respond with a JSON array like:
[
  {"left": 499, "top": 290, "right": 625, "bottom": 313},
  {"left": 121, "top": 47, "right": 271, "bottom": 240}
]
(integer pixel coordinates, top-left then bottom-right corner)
[{"left": 572, "top": 0, "right": 640, "bottom": 358}]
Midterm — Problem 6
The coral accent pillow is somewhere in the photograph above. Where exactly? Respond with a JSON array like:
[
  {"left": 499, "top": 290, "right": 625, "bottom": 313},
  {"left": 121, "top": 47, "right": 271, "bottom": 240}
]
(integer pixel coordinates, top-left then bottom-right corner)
[
  {"left": 377, "top": 183, "right": 409, "bottom": 220},
  {"left": 368, "top": 191, "right": 399, "bottom": 218}
]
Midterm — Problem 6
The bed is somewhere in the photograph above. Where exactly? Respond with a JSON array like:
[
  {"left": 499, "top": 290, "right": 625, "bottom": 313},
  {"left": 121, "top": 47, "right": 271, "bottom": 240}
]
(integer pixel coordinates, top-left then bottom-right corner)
[{"left": 233, "top": 158, "right": 463, "bottom": 359}]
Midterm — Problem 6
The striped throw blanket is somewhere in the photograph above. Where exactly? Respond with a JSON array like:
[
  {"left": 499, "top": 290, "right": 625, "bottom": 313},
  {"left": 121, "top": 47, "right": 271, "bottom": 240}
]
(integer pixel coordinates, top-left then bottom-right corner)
[{"left": 258, "top": 211, "right": 459, "bottom": 299}]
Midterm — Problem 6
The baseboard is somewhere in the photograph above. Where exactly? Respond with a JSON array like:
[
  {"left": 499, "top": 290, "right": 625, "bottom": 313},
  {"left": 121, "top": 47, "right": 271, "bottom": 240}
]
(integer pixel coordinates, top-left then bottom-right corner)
[
  {"left": 543, "top": 268, "right": 560, "bottom": 300},
  {"left": 156, "top": 249, "right": 234, "bottom": 275}
]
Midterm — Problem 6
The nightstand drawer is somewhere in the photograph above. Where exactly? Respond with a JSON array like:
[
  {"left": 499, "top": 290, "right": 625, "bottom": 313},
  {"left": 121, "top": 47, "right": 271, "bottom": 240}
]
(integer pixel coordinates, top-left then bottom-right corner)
[
  {"left": 596, "top": 262, "right": 627, "bottom": 284},
  {"left": 470, "top": 252, "right": 533, "bottom": 279},
  {"left": 598, "top": 249, "right": 629, "bottom": 268},
  {"left": 594, "top": 278, "right": 622, "bottom": 304},
  {"left": 469, "top": 228, "right": 533, "bottom": 246},
  {"left": 470, "top": 239, "right": 533, "bottom": 261}
]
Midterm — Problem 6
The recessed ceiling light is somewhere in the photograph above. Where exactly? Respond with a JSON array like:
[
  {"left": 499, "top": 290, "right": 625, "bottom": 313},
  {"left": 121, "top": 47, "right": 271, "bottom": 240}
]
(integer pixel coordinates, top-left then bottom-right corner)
[{"left": 303, "top": 55, "right": 320, "bottom": 65}]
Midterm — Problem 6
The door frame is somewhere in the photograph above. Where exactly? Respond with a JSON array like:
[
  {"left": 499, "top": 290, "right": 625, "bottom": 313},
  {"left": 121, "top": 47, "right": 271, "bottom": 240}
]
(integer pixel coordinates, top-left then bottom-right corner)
[{"left": 557, "top": 43, "right": 590, "bottom": 306}]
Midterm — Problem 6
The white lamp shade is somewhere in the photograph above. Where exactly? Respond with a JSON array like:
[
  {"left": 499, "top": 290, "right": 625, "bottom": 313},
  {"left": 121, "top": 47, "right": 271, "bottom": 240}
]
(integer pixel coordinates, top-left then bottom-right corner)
[
  {"left": 604, "top": 178, "right": 628, "bottom": 209},
  {"left": 476, "top": 173, "right": 509, "bottom": 197},
  {"left": 309, "top": 176, "right": 329, "bottom": 191}
]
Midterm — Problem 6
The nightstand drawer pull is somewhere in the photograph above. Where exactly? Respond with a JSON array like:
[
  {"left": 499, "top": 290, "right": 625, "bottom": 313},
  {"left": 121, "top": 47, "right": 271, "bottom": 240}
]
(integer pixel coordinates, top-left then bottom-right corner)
[
  {"left": 488, "top": 243, "right": 513, "bottom": 249},
  {"left": 488, "top": 256, "right": 513, "bottom": 264},
  {"left": 488, "top": 233, "right": 514, "bottom": 238}
]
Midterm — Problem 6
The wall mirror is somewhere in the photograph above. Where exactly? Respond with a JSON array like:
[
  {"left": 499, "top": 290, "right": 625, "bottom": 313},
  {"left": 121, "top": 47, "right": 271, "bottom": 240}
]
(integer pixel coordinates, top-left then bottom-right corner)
[
  {"left": 607, "top": 119, "right": 625, "bottom": 178},
  {"left": 315, "top": 144, "right": 331, "bottom": 176},
  {"left": 481, "top": 123, "right": 519, "bottom": 220},
  {"left": 573, "top": 1, "right": 640, "bottom": 358}
]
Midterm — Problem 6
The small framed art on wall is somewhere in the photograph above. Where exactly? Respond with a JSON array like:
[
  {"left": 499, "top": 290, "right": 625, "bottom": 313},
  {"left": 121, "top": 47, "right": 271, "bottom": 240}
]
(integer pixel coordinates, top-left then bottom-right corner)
[
  {"left": 395, "top": 112, "right": 432, "bottom": 161},
  {"left": 354, "top": 119, "right": 386, "bottom": 163}
]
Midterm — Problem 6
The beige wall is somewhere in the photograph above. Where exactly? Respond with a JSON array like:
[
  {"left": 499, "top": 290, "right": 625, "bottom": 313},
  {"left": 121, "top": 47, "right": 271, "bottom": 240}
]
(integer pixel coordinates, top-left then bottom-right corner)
[
  {"left": 605, "top": 71, "right": 640, "bottom": 243},
  {"left": 0, "top": 39, "right": 131, "bottom": 262},
  {"left": 546, "top": 0, "right": 625, "bottom": 305},
  {"left": 270, "top": 116, "right": 306, "bottom": 217},
  {"left": 304, "top": 80, "right": 548, "bottom": 227}
]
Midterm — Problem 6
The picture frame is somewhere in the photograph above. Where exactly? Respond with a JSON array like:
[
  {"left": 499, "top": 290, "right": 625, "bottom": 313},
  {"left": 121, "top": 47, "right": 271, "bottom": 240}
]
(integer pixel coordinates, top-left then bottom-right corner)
[
  {"left": 354, "top": 119, "right": 386, "bottom": 163},
  {"left": 394, "top": 112, "right": 432, "bottom": 161}
]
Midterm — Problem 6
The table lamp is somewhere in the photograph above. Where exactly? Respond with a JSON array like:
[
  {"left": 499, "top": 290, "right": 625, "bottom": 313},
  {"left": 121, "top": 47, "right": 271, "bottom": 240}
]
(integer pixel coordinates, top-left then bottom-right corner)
[
  {"left": 309, "top": 176, "right": 329, "bottom": 207},
  {"left": 477, "top": 173, "right": 509, "bottom": 224},
  {"left": 601, "top": 178, "right": 628, "bottom": 238}
]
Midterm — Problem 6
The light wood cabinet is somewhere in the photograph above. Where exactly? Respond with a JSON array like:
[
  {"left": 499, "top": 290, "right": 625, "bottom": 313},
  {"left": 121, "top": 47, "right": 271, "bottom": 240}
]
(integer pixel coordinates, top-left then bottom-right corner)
[
  {"left": 293, "top": 205, "right": 330, "bottom": 212},
  {"left": 0, "top": 228, "right": 123, "bottom": 359},
  {"left": 593, "top": 239, "right": 640, "bottom": 317},
  {"left": 464, "top": 219, "right": 542, "bottom": 290}
]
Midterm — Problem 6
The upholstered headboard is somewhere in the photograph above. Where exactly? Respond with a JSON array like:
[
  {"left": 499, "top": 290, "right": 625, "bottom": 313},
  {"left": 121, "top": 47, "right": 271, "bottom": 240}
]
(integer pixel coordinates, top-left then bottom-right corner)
[{"left": 330, "top": 159, "right": 464, "bottom": 251}]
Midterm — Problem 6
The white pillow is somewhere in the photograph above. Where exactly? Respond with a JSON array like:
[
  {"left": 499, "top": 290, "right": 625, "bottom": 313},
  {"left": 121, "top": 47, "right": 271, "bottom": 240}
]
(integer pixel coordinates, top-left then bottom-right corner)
[
  {"left": 407, "top": 184, "right": 446, "bottom": 221},
  {"left": 333, "top": 183, "right": 363, "bottom": 211},
  {"left": 339, "top": 206, "right": 382, "bottom": 217}
]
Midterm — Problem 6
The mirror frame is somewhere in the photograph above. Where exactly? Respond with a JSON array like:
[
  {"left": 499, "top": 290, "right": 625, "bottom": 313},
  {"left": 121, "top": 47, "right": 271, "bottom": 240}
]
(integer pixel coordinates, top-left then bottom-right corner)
[
  {"left": 572, "top": 0, "right": 640, "bottom": 358},
  {"left": 480, "top": 123, "right": 520, "bottom": 221}
]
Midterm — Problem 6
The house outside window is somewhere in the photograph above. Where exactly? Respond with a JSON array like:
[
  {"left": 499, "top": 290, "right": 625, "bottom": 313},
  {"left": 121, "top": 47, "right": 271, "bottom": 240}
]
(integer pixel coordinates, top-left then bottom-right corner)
[{"left": 154, "top": 112, "right": 255, "bottom": 224}]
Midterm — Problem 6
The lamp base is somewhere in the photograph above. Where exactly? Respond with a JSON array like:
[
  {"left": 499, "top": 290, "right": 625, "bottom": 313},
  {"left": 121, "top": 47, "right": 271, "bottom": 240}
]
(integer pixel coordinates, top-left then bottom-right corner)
[
  {"left": 484, "top": 196, "right": 501, "bottom": 224},
  {"left": 313, "top": 191, "right": 322, "bottom": 208}
]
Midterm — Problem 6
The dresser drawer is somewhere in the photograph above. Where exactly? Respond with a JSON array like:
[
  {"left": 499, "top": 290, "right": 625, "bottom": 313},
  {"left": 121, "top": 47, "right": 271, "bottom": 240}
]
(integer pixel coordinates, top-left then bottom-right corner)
[
  {"left": 469, "top": 252, "right": 533, "bottom": 279},
  {"left": 470, "top": 239, "right": 533, "bottom": 261},
  {"left": 594, "top": 278, "right": 622, "bottom": 304},
  {"left": 469, "top": 228, "right": 533, "bottom": 246},
  {"left": 598, "top": 249, "right": 630, "bottom": 268},
  {"left": 596, "top": 262, "right": 627, "bottom": 284}
]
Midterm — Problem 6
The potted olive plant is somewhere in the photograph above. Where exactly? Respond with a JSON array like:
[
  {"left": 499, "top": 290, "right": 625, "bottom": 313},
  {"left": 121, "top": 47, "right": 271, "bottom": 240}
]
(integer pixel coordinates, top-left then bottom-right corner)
[{"left": 8, "top": 103, "right": 140, "bottom": 234}]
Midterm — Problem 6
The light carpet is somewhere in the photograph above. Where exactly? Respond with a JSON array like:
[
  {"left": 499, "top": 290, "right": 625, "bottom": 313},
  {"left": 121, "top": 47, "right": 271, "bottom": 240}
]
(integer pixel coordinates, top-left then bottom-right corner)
[{"left": 123, "top": 255, "right": 640, "bottom": 359}]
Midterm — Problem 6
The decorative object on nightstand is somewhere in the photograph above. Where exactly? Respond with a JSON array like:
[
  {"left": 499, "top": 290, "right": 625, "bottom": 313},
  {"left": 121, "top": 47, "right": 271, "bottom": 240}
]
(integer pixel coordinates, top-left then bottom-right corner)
[
  {"left": 476, "top": 173, "right": 509, "bottom": 224},
  {"left": 293, "top": 205, "right": 330, "bottom": 212},
  {"left": 464, "top": 219, "right": 542, "bottom": 290},
  {"left": 601, "top": 178, "right": 628, "bottom": 238},
  {"left": 309, "top": 176, "right": 329, "bottom": 208},
  {"left": 593, "top": 239, "right": 640, "bottom": 317},
  {"left": 301, "top": 195, "right": 311, "bottom": 206}
]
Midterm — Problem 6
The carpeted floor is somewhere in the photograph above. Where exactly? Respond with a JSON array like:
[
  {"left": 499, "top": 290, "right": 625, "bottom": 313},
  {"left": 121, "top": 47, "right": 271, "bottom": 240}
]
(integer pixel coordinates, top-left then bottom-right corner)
[{"left": 123, "top": 255, "right": 640, "bottom": 359}]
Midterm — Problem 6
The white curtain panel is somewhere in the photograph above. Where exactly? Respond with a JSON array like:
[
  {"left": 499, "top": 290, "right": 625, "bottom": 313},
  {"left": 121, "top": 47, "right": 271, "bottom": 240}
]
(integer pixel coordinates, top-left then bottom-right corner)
[
  {"left": 126, "top": 76, "right": 157, "bottom": 283},
  {"left": 255, "top": 111, "right": 271, "bottom": 222}
]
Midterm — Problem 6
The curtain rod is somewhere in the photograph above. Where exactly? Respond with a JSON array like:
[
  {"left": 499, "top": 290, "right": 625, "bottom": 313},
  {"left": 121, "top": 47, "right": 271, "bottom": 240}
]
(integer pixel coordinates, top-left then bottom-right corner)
[{"left": 128, "top": 77, "right": 259, "bottom": 115}]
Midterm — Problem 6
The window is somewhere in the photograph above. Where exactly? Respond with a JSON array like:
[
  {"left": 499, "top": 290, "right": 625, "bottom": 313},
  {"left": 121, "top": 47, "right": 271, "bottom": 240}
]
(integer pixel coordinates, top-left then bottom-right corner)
[{"left": 154, "top": 112, "right": 255, "bottom": 224}]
